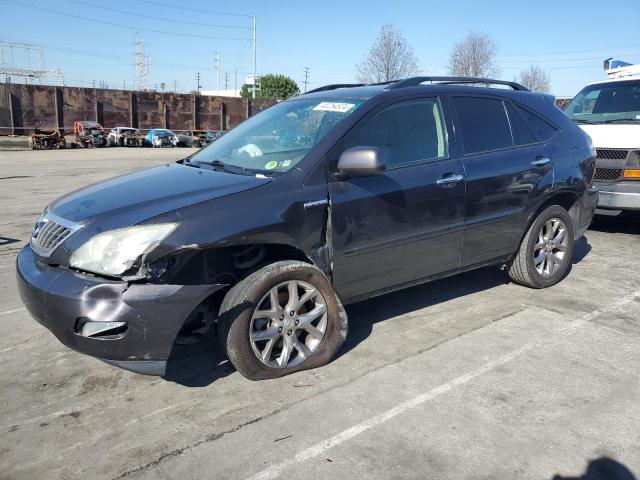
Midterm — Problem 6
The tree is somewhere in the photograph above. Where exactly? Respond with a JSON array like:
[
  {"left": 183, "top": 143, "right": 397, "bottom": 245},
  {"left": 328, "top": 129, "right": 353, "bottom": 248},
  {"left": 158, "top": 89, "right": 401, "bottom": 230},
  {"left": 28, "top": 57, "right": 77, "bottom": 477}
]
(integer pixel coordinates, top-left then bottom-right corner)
[
  {"left": 356, "top": 24, "right": 420, "bottom": 83},
  {"left": 519, "top": 65, "right": 551, "bottom": 93},
  {"left": 240, "top": 74, "right": 299, "bottom": 100},
  {"left": 448, "top": 32, "right": 499, "bottom": 78}
]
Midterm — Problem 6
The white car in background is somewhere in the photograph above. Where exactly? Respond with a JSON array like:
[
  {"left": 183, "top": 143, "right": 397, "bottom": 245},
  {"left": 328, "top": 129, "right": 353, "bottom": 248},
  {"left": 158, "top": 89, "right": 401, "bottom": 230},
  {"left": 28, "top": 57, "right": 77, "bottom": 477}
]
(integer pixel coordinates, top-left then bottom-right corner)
[{"left": 564, "top": 60, "right": 640, "bottom": 213}]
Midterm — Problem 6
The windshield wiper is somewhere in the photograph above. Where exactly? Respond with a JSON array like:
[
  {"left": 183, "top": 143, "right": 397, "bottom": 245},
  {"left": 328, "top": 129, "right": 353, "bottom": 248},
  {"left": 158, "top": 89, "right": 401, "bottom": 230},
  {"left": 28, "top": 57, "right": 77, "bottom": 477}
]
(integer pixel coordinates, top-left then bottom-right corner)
[
  {"left": 574, "top": 119, "right": 600, "bottom": 124},
  {"left": 600, "top": 118, "right": 640, "bottom": 124},
  {"left": 203, "top": 159, "right": 256, "bottom": 176}
]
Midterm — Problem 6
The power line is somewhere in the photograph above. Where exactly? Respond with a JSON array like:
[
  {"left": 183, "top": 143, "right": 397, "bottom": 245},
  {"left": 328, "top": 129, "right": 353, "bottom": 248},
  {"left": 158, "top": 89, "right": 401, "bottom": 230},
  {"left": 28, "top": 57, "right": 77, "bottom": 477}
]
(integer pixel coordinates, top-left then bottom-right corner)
[
  {"left": 499, "top": 43, "right": 640, "bottom": 58},
  {"left": 2, "top": 0, "right": 250, "bottom": 41},
  {"left": 65, "top": 0, "right": 250, "bottom": 29},
  {"left": 499, "top": 53, "right": 640, "bottom": 65},
  {"left": 134, "top": 0, "right": 252, "bottom": 18}
]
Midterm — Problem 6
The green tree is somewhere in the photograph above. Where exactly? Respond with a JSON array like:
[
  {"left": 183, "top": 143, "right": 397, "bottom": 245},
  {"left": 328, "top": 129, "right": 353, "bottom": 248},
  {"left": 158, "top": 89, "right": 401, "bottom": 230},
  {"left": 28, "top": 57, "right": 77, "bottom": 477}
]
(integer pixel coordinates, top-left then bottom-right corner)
[{"left": 240, "top": 74, "right": 299, "bottom": 100}]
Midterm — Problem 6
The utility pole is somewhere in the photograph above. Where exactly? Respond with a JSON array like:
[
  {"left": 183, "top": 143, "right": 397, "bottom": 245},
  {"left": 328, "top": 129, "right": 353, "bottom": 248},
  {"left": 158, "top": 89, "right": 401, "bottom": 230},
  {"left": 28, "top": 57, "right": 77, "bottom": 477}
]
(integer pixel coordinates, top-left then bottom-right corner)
[
  {"left": 195, "top": 72, "right": 201, "bottom": 93},
  {"left": 224, "top": 72, "right": 229, "bottom": 91},
  {"left": 303, "top": 66, "right": 310, "bottom": 93},
  {"left": 215, "top": 49, "right": 220, "bottom": 96},
  {"left": 173, "top": 80, "right": 179, "bottom": 93},
  {"left": 234, "top": 67, "right": 240, "bottom": 96},
  {"left": 252, "top": 15, "right": 257, "bottom": 99}
]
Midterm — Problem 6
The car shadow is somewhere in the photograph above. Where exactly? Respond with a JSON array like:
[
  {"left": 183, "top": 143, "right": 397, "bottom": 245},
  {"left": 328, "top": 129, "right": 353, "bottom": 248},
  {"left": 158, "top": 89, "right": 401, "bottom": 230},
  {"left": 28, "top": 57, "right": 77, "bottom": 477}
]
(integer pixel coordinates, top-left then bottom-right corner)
[
  {"left": 163, "top": 325, "right": 235, "bottom": 387},
  {"left": 590, "top": 211, "right": 640, "bottom": 235},
  {"left": 551, "top": 457, "right": 636, "bottom": 480},
  {"left": 164, "top": 237, "right": 593, "bottom": 387}
]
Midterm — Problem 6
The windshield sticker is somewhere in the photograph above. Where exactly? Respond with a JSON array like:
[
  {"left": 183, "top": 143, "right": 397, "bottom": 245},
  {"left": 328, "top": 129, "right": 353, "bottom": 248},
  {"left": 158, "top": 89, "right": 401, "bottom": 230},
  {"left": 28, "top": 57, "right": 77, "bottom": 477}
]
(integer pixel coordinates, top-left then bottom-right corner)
[
  {"left": 281, "top": 160, "right": 291, "bottom": 168},
  {"left": 312, "top": 102, "right": 356, "bottom": 113},
  {"left": 264, "top": 160, "right": 278, "bottom": 170}
]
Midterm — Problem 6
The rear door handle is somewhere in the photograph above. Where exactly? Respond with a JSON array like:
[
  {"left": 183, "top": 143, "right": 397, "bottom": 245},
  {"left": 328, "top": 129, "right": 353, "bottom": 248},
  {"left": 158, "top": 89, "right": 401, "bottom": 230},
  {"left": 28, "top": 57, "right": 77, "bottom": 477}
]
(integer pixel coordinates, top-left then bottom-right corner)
[
  {"left": 436, "top": 174, "right": 464, "bottom": 186},
  {"left": 531, "top": 156, "right": 551, "bottom": 167}
]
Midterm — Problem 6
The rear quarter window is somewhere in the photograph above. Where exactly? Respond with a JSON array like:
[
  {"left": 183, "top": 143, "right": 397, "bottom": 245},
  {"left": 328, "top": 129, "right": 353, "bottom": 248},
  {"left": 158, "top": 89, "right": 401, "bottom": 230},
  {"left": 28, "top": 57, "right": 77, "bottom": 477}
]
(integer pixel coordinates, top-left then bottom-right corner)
[
  {"left": 453, "top": 96, "right": 513, "bottom": 155},
  {"left": 516, "top": 105, "right": 558, "bottom": 142},
  {"left": 505, "top": 102, "right": 537, "bottom": 146}
]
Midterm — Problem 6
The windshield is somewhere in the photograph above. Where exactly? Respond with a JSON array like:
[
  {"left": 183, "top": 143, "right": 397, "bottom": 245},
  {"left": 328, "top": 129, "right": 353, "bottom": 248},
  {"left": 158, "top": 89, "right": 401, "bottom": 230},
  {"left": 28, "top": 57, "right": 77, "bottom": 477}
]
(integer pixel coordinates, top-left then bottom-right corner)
[
  {"left": 564, "top": 80, "right": 640, "bottom": 123},
  {"left": 188, "top": 98, "right": 364, "bottom": 172}
]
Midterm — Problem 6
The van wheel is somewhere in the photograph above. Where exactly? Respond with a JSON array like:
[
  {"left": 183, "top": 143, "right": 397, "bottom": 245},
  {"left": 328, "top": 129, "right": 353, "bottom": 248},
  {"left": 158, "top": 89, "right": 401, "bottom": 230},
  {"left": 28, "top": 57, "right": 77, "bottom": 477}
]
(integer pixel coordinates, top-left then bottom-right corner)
[
  {"left": 218, "top": 261, "right": 348, "bottom": 380},
  {"left": 508, "top": 205, "right": 574, "bottom": 288}
]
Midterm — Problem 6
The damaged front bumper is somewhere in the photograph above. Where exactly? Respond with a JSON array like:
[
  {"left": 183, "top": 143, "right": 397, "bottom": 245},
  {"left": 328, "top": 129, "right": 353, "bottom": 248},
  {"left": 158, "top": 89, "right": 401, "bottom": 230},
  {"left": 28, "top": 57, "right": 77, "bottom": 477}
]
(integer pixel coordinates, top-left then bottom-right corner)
[{"left": 16, "top": 245, "right": 224, "bottom": 376}]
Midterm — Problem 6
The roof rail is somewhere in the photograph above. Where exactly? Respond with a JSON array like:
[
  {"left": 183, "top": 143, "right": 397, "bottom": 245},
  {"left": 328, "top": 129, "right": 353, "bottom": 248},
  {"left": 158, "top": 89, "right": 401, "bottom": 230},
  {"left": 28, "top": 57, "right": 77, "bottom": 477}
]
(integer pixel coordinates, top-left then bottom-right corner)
[
  {"left": 304, "top": 83, "right": 364, "bottom": 94},
  {"left": 386, "top": 76, "right": 529, "bottom": 91}
]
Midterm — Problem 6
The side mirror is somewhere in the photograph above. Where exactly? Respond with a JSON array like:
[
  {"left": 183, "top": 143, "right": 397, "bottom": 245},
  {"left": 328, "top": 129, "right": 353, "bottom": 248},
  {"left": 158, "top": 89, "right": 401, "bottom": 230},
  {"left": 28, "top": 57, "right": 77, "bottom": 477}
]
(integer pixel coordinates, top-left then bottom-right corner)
[{"left": 337, "top": 147, "right": 386, "bottom": 178}]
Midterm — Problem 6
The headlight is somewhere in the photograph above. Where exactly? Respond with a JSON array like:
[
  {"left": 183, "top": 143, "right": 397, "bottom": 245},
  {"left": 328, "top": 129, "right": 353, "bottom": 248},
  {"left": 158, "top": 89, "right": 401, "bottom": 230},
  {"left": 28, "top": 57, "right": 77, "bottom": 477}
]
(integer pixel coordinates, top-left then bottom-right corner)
[{"left": 69, "top": 223, "right": 176, "bottom": 278}]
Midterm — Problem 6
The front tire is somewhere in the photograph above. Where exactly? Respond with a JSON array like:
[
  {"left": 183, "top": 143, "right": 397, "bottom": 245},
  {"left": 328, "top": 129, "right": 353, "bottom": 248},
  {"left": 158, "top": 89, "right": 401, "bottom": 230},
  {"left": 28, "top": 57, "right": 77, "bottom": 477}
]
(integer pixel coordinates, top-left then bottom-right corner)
[
  {"left": 508, "top": 205, "right": 574, "bottom": 288},
  {"left": 218, "top": 261, "right": 348, "bottom": 380}
]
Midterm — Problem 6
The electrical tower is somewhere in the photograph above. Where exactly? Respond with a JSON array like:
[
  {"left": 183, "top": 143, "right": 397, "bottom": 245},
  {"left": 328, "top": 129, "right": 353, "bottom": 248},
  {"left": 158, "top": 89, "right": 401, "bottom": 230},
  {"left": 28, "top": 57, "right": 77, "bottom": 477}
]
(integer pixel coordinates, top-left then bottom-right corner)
[
  {"left": 133, "top": 33, "right": 150, "bottom": 91},
  {"left": 196, "top": 72, "right": 201, "bottom": 93},
  {"left": 0, "top": 41, "right": 63, "bottom": 85},
  {"left": 215, "top": 49, "right": 220, "bottom": 96},
  {"left": 303, "top": 66, "right": 310, "bottom": 93},
  {"left": 224, "top": 72, "right": 229, "bottom": 90}
]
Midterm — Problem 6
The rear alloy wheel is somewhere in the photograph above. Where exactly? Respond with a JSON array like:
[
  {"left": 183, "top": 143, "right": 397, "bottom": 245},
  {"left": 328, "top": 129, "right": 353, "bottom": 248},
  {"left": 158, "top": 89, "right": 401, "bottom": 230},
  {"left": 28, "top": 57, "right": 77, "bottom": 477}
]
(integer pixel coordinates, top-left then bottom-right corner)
[
  {"left": 533, "top": 218, "right": 569, "bottom": 277},
  {"left": 218, "top": 261, "right": 347, "bottom": 380},
  {"left": 508, "top": 205, "right": 575, "bottom": 288}
]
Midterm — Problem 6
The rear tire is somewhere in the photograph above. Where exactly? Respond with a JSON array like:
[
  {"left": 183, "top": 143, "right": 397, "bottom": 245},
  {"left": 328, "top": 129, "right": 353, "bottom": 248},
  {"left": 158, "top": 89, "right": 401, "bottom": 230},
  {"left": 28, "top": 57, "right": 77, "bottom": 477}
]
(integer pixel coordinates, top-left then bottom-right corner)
[
  {"left": 218, "top": 261, "right": 348, "bottom": 380},
  {"left": 508, "top": 205, "right": 574, "bottom": 288}
]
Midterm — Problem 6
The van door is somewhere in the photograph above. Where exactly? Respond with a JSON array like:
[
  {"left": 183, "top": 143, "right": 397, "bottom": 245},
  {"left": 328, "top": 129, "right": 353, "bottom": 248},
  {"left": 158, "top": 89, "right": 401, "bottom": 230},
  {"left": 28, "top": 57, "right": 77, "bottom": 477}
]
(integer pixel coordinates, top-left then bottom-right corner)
[
  {"left": 328, "top": 97, "right": 466, "bottom": 302},
  {"left": 451, "top": 96, "right": 555, "bottom": 267}
]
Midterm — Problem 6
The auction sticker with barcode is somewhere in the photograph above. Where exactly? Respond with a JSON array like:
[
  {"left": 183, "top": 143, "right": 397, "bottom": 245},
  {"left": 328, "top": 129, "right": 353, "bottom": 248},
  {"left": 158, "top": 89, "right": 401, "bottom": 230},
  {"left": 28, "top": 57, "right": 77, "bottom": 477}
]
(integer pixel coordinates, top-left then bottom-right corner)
[{"left": 312, "top": 102, "right": 356, "bottom": 113}]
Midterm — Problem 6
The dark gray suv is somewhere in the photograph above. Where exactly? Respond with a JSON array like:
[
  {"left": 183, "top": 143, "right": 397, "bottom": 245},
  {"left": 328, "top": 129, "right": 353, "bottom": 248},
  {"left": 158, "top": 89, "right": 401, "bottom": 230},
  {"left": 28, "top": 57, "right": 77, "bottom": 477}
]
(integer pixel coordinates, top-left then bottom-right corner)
[{"left": 17, "top": 77, "right": 598, "bottom": 380}]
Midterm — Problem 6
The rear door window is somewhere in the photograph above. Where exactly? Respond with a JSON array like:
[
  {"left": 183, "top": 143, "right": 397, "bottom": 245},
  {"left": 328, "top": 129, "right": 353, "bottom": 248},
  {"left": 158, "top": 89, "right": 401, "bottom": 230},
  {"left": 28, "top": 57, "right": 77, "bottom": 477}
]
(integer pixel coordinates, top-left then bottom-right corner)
[
  {"left": 516, "top": 106, "right": 557, "bottom": 142},
  {"left": 505, "top": 102, "right": 537, "bottom": 146},
  {"left": 453, "top": 96, "right": 513, "bottom": 155}
]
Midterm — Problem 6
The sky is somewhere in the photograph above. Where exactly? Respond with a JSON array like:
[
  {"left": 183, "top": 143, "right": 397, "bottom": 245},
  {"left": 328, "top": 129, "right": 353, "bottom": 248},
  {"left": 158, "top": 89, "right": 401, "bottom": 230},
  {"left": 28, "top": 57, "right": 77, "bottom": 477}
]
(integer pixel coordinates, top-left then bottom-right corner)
[{"left": 2, "top": 0, "right": 640, "bottom": 97}]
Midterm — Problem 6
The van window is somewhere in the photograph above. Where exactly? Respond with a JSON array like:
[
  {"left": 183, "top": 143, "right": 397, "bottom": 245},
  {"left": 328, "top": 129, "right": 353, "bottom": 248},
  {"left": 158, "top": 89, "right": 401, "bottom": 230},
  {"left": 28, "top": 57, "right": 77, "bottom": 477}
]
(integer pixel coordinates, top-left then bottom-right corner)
[
  {"left": 453, "top": 97, "right": 513, "bottom": 154},
  {"left": 506, "top": 102, "right": 537, "bottom": 146},
  {"left": 343, "top": 98, "right": 447, "bottom": 167},
  {"left": 564, "top": 80, "right": 640, "bottom": 124},
  {"left": 517, "top": 106, "right": 557, "bottom": 142}
]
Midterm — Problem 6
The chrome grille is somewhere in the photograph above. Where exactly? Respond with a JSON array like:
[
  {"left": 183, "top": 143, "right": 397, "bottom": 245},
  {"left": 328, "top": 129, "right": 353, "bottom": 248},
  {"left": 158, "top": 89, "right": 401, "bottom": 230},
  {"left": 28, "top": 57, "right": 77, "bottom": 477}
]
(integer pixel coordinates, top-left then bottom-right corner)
[
  {"left": 594, "top": 167, "right": 623, "bottom": 181},
  {"left": 30, "top": 214, "right": 81, "bottom": 257},
  {"left": 596, "top": 149, "right": 629, "bottom": 160}
]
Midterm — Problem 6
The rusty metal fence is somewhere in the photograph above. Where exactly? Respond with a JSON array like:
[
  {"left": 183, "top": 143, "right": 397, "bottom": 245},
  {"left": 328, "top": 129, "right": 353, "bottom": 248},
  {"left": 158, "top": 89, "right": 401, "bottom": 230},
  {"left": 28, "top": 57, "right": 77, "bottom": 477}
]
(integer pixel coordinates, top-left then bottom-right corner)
[{"left": 0, "top": 83, "right": 275, "bottom": 135}]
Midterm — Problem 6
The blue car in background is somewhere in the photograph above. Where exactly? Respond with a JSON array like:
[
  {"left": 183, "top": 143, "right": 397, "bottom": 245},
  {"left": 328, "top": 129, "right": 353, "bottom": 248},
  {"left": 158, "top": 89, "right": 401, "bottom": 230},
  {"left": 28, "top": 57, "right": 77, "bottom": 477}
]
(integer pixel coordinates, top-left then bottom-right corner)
[{"left": 144, "top": 129, "right": 178, "bottom": 147}]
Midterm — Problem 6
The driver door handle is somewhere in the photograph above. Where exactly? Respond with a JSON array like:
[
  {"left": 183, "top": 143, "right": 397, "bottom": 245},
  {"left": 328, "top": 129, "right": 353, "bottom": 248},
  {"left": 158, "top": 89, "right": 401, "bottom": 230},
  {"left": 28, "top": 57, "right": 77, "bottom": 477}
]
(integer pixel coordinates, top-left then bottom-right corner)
[
  {"left": 436, "top": 174, "right": 464, "bottom": 186},
  {"left": 531, "top": 156, "right": 551, "bottom": 167}
]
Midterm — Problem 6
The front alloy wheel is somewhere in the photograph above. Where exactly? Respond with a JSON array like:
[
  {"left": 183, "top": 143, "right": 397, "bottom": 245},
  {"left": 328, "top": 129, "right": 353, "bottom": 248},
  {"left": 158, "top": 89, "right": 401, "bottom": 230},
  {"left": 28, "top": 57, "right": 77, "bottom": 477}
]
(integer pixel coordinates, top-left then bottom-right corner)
[
  {"left": 218, "top": 261, "right": 348, "bottom": 380},
  {"left": 250, "top": 281, "right": 327, "bottom": 368}
]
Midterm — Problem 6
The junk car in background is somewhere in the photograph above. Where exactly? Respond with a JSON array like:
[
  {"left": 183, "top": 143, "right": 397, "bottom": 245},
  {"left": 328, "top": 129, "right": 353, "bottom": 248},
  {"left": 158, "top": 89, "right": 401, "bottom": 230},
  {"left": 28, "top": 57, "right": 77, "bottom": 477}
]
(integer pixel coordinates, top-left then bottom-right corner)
[
  {"left": 29, "top": 128, "right": 67, "bottom": 150},
  {"left": 143, "top": 129, "right": 178, "bottom": 148},
  {"left": 108, "top": 127, "right": 144, "bottom": 147},
  {"left": 175, "top": 130, "right": 223, "bottom": 148},
  {"left": 73, "top": 121, "right": 108, "bottom": 148}
]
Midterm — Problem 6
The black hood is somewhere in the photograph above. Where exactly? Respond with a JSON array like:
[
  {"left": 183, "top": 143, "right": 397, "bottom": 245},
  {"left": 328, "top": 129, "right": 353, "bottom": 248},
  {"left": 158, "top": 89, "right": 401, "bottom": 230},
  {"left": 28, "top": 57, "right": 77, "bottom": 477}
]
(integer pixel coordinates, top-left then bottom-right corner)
[{"left": 49, "top": 162, "right": 270, "bottom": 225}]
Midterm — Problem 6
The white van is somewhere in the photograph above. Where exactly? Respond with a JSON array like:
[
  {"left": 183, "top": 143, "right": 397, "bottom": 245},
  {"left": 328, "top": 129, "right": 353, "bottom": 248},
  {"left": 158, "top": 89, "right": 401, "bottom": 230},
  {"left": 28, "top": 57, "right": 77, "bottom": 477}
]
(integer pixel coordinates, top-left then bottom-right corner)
[{"left": 563, "top": 61, "right": 640, "bottom": 212}]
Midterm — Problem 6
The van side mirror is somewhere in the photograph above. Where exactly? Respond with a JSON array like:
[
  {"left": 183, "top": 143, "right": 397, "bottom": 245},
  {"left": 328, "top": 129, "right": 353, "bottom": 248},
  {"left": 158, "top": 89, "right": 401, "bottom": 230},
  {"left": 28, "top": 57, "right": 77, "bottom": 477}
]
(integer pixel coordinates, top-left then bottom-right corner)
[{"left": 337, "top": 147, "right": 386, "bottom": 178}]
